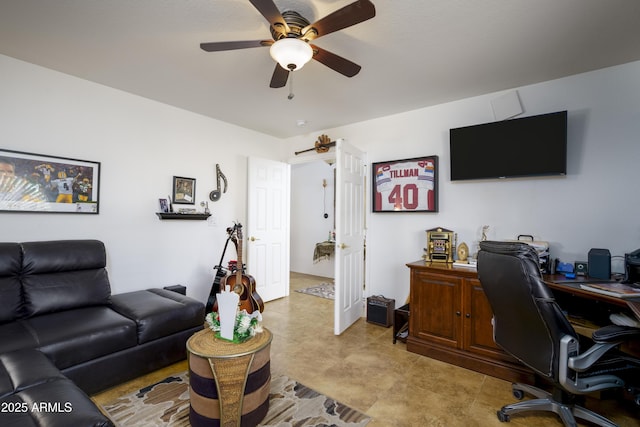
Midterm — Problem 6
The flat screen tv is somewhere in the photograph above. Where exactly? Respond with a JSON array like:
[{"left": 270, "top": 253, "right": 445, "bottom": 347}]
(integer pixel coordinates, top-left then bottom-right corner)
[{"left": 449, "top": 111, "right": 567, "bottom": 181}]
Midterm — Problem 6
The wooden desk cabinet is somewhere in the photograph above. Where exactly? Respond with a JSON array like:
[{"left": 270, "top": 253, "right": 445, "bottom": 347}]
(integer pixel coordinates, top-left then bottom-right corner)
[{"left": 406, "top": 261, "right": 534, "bottom": 383}]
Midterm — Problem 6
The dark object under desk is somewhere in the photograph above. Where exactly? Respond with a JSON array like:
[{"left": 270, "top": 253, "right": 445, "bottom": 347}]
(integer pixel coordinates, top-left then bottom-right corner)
[{"left": 393, "top": 303, "right": 410, "bottom": 344}]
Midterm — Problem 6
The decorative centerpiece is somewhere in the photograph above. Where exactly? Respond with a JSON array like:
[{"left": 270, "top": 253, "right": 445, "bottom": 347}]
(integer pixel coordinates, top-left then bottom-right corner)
[
  {"left": 205, "top": 309, "right": 263, "bottom": 343},
  {"left": 206, "top": 284, "right": 263, "bottom": 343}
]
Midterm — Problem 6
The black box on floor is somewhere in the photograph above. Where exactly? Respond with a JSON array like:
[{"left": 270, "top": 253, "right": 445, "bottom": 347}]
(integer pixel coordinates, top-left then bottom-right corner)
[
  {"left": 393, "top": 303, "right": 410, "bottom": 344},
  {"left": 367, "top": 296, "right": 395, "bottom": 327},
  {"left": 164, "top": 285, "right": 186, "bottom": 295}
]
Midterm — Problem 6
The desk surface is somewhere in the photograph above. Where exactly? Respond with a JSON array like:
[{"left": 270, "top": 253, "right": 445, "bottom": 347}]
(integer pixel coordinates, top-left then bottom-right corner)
[
  {"left": 545, "top": 276, "right": 640, "bottom": 318},
  {"left": 407, "top": 261, "right": 637, "bottom": 299},
  {"left": 405, "top": 261, "right": 640, "bottom": 323},
  {"left": 545, "top": 277, "right": 636, "bottom": 306}
]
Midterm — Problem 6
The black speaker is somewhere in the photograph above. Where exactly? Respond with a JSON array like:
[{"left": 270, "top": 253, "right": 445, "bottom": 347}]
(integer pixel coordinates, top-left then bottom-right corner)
[
  {"left": 574, "top": 261, "right": 588, "bottom": 276},
  {"left": 367, "top": 296, "right": 394, "bottom": 327},
  {"left": 588, "top": 248, "right": 611, "bottom": 279}
]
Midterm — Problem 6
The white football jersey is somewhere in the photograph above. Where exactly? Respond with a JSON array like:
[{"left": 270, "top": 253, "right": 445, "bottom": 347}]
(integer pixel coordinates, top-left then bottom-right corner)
[{"left": 374, "top": 159, "right": 435, "bottom": 211}]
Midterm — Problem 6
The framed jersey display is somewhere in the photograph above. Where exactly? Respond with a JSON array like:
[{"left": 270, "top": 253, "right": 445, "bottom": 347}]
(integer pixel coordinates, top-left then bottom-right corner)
[
  {"left": 0, "top": 148, "right": 100, "bottom": 214},
  {"left": 372, "top": 155, "right": 438, "bottom": 213}
]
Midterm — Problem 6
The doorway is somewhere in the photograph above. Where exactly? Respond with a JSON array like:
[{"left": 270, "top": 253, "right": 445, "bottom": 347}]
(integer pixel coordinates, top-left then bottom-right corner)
[
  {"left": 248, "top": 141, "right": 367, "bottom": 335},
  {"left": 290, "top": 160, "right": 336, "bottom": 278},
  {"left": 287, "top": 140, "right": 368, "bottom": 335}
]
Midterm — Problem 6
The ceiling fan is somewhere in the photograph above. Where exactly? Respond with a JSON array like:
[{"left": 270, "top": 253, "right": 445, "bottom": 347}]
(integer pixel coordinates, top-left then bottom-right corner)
[{"left": 200, "top": 0, "right": 376, "bottom": 88}]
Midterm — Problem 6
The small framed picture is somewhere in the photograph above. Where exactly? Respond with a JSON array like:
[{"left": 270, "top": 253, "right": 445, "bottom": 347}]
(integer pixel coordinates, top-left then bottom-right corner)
[
  {"left": 158, "top": 198, "right": 169, "bottom": 213},
  {"left": 172, "top": 176, "right": 195, "bottom": 205}
]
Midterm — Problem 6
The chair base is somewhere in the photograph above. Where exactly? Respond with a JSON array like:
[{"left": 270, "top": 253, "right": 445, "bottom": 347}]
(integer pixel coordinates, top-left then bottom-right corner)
[{"left": 497, "top": 383, "right": 617, "bottom": 427}]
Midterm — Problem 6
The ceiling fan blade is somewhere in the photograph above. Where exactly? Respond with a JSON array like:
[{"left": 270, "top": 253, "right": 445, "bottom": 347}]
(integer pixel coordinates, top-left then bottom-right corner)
[
  {"left": 311, "top": 45, "right": 361, "bottom": 77},
  {"left": 302, "top": 0, "right": 375, "bottom": 41},
  {"left": 269, "top": 64, "right": 289, "bottom": 88},
  {"left": 200, "top": 40, "right": 272, "bottom": 52},
  {"left": 249, "top": 0, "right": 290, "bottom": 36}
]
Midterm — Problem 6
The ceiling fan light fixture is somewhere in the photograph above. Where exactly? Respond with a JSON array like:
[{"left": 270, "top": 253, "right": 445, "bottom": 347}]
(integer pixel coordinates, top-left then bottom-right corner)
[{"left": 270, "top": 38, "right": 313, "bottom": 71}]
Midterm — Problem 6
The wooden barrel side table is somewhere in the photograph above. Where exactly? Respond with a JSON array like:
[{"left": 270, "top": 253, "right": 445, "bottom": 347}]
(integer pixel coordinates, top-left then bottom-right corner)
[{"left": 187, "top": 327, "right": 272, "bottom": 427}]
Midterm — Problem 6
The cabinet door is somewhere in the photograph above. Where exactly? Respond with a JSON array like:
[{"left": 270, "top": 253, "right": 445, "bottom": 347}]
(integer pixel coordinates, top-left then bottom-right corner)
[
  {"left": 462, "top": 278, "right": 509, "bottom": 360},
  {"left": 410, "top": 270, "right": 461, "bottom": 348}
]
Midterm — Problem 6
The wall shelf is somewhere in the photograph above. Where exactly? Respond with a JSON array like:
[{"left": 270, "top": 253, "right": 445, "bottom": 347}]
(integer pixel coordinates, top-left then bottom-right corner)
[{"left": 156, "top": 213, "right": 211, "bottom": 220}]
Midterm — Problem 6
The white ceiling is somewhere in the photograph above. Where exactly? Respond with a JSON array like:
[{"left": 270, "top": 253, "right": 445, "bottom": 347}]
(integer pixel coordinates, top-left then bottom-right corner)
[{"left": 1, "top": 0, "right": 639, "bottom": 139}]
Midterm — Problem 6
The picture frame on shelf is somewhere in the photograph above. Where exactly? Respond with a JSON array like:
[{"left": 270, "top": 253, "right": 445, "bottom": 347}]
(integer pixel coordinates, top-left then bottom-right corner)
[
  {"left": 372, "top": 155, "right": 438, "bottom": 212},
  {"left": 0, "top": 148, "right": 100, "bottom": 214},
  {"left": 172, "top": 176, "right": 196, "bottom": 205},
  {"left": 159, "top": 198, "right": 170, "bottom": 213}
]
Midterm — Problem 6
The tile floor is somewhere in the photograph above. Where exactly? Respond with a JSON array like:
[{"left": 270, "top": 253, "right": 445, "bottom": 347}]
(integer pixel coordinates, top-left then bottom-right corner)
[{"left": 93, "top": 272, "right": 640, "bottom": 426}]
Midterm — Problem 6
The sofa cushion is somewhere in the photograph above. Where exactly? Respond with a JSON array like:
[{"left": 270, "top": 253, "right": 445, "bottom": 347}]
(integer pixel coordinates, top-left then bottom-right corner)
[
  {"left": 20, "top": 240, "right": 111, "bottom": 316},
  {"left": 111, "top": 288, "right": 205, "bottom": 344},
  {"left": 21, "top": 240, "right": 107, "bottom": 274},
  {"left": 0, "top": 348, "right": 64, "bottom": 399},
  {"left": 22, "top": 270, "right": 112, "bottom": 317},
  {"left": 0, "top": 322, "right": 38, "bottom": 355},
  {"left": 22, "top": 306, "right": 137, "bottom": 370},
  {"left": 9, "top": 378, "right": 114, "bottom": 427},
  {"left": 0, "top": 243, "right": 23, "bottom": 323},
  {"left": 0, "top": 349, "right": 114, "bottom": 427}
]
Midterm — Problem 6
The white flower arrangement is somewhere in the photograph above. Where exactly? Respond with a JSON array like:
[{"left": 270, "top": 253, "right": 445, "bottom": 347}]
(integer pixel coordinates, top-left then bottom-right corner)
[{"left": 205, "top": 309, "right": 263, "bottom": 343}]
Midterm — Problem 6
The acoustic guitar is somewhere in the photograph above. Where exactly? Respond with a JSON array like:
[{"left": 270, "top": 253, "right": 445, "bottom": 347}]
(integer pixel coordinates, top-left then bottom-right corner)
[
  {"left": 219, "top": 224, "right": 264, "bottom": 313},
  {"left": 206, "top": 225, "right": 237, "bottom": 313}
]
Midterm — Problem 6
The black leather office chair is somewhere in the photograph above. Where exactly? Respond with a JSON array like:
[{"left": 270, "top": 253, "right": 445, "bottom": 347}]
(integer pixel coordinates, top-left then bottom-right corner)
[{"left": 477, "top": 241, "right": 640, "bottom": 427}]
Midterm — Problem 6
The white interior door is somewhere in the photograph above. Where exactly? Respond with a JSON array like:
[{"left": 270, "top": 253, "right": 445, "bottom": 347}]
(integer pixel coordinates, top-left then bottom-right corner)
[
  {"left": 246, "top": 157, "right": 290, "bottom": 302},
  {"left": 334, "top": 139, "right": 367, "bottom": 335}
]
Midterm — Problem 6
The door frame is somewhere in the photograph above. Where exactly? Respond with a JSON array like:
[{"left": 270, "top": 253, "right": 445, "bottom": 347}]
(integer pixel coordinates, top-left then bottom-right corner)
[{"left": 288, "top": 141, "right": 370, "bottom": 334}]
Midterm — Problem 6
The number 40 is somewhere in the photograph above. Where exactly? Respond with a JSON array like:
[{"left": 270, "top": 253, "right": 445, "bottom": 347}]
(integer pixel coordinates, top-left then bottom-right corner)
[{"left": 388, "top": 183, "right": 419, "bottom": 210}]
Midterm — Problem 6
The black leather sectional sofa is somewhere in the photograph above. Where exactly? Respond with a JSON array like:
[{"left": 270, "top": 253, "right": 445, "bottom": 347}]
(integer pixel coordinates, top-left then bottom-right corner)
[{"left": 0, "top": 240, "right": 206, "bottom": 426}]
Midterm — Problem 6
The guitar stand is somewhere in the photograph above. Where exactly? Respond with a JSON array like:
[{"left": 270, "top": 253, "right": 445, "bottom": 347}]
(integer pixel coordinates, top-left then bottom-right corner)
[{"left": 205, "top": 224, "right": 238, "bottom": 313}]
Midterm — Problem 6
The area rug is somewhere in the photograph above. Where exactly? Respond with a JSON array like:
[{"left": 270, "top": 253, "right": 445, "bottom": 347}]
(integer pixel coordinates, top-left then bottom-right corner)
[
  {"left": 295, "top": 282, "right": 335, "bottom": 300},
  {"left": 101, "top": 371, "right": 370, "bottom": 427}
]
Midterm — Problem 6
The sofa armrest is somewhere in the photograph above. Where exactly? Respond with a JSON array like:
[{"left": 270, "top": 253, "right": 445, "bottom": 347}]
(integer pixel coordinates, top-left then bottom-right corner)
[
  {"left": 111, "top": 289, "right": 205, "bottom": 344},
  {"left": 163, "top": 285, "right": 186, "bottom": 295}
]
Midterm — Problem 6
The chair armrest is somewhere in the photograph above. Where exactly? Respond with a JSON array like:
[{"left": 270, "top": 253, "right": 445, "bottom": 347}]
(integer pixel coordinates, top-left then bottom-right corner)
[
  {"left": 567, "top": 325, "right": 639, "bottom": 371},
  {"left": 569, "top": 341, "right": 619, "bottom": 371},
  {"left": 559, "top": 335, "right": 626, "bottom": 394},
  {"left": 592, "top": 324, "right": 640, "bottom": 343},
  {"left": 566, "top": 325, "right": 640, "bottom": 372}
]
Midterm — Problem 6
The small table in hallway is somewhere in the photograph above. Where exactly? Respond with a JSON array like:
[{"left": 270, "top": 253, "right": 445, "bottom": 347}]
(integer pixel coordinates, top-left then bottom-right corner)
[
  {"left": 187, "top": 327, "right": 272, "bottom": 427},
  {"left": 313, "top": 241, "right": 335, "bottom": 263}
]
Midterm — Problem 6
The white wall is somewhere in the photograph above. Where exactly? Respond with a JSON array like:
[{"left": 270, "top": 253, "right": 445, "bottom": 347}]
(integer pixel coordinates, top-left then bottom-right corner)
[
  {"left": 290, "top": 161, "right": 335, "bottom": 277},
  {"left": 286, "top": 61, "right": 640, "bottom": 306},
  {"left": 3, "top": 53, "right": 639, "bottom": 308},
  {"left": 0, "top": 54, "right": 286, "bottom": 302}
]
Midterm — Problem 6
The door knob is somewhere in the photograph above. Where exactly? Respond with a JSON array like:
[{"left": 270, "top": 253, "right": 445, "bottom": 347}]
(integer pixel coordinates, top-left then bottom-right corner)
[
  {"left": 340, "top": 243, "right": 349, "bottom": 249},
  {"left": 250, "top": 236, "right": 260, "bottom": 242}
]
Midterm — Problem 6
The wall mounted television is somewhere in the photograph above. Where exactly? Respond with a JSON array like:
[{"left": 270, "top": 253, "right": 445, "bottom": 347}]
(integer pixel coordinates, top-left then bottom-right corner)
[{"left": 449, "top": 110, "right": 567, "bottom": 181}]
